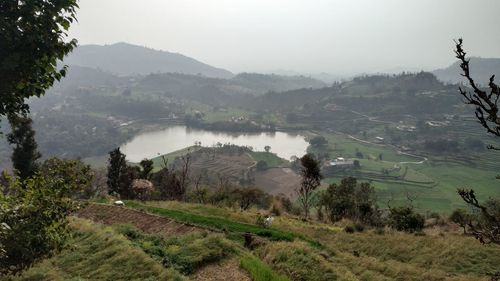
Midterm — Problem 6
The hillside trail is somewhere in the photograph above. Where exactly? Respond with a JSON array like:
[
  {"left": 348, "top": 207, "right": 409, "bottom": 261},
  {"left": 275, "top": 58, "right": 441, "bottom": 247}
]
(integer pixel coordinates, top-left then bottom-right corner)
[{"left": 76, "top": 203, "right": 252, "bottom": 281}]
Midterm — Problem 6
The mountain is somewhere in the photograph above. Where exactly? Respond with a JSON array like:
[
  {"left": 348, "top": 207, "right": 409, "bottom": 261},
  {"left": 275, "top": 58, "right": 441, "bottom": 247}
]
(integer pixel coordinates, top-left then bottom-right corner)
[
  {"left": 433, "top": 57, "right": 500, "bottom": 84},
  {"left": 230, "top": 73, "right": 326, "bottom": 93},
  {"left": 64, "top": 42, "right": 234, "bottom": 78}
]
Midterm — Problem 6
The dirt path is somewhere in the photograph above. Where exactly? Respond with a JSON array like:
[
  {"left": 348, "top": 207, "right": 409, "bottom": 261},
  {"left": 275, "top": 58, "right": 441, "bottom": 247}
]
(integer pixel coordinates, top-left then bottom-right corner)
[{"left": 76, "top": 203, "right": 205, "bottom": 237}]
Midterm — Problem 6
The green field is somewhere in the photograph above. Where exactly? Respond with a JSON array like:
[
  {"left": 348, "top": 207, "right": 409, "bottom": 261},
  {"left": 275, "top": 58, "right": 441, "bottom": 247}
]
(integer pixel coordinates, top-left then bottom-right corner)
[
  {"left": 318, "top": 132, "right": 499, "bottom": 213},
  {"left": 249, "top": 151, "right": 289, "bottom": 168}
]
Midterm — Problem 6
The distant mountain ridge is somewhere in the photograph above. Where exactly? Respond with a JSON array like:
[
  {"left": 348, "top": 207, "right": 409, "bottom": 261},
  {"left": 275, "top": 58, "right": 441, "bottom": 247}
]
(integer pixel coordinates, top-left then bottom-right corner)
[
  {"left": 433, "top": 57, "right": 500, "bottom": 84},
  {"left": 64, "top": 42, "right": 234, "bottom": 78}
]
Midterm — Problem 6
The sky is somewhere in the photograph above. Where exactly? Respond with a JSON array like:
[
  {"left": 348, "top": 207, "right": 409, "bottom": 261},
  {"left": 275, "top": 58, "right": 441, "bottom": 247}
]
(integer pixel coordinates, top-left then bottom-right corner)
[{"left": 69, "top": 0, "right": 500, "bottom": 75}]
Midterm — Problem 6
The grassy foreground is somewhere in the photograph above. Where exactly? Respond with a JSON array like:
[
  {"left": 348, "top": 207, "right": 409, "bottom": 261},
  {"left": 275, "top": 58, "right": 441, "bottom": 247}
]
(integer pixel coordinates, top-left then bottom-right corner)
[
  {"left": 4, "top": 218, "right": 184, "bottom": 281},
  {"left": 9, "top": 201, "right": 500, "bottom": 281}
]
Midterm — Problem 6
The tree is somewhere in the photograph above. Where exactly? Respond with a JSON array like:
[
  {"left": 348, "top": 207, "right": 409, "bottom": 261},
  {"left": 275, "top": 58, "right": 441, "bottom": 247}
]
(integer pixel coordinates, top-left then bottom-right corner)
[
  {"left": 319, "top": 177, "right": 379, "bottom": 225},
  {"left": 264, "top": 145, "right": 271, "bottom": 153},
  {"left": 7, "top": 113, "right": 41, "bottom": 181},
  {"left": 309, "top": 136, "right": 328, "bottom": 147},
  {"left": 0, "top": 0, "right": 78, "bottom": 120},
  {"left": 0, "top": 167, "right": 84, "bottom": 274},
  {"left": 388, "top": 206, "right": 425, "bottom": 233},
  {"left": 106, "top": 148, "right": 128, "bottom": 196},
  {"left": 256, "top": 160, "right": 268, "bottom": 171},
  {"left": 454, "top": 39, "right": 500, "bottom": 244},
  {"left": 38, "top": 158, "right": 93, "bottom": 199},
  {"left": 296, "top": 154, "right": 322, "bottom": 219},
  {"left": 449, "top": 208, "right": 472, "bottom": 234},
  {"left": 232, "top": 187, "right": 264, "bottom": 210},
  {"left": 139, "top": 159, "right": 154, "bottom": 180}
]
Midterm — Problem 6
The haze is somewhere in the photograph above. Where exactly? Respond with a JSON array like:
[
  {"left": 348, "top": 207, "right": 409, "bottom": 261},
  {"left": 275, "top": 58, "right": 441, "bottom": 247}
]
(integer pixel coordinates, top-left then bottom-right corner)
[{"left": 71, "top": 0, "right": 500, "bottom": 75}]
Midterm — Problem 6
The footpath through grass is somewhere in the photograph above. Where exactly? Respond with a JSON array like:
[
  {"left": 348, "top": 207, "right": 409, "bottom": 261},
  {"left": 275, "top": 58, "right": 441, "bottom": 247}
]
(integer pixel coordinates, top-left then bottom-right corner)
[{"left": 126, "top": 201, "right": 297, "bottom": 242}]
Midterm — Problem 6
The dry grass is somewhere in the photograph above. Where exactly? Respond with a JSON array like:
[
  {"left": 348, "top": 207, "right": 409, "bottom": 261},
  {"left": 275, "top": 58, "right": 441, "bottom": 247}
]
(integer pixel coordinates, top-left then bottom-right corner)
[{"left": 6, "top": 218, "right": 185, "bottom": 281}]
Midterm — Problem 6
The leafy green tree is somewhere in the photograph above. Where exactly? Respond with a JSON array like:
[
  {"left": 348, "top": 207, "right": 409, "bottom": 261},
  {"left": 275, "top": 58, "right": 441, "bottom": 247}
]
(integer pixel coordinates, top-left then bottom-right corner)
[
  {"left": 39, "top": 158, "right": 94, "bottom": 199},
  {"left": 232, "top": 187, "right": 264, "bottom": 210},
  {"left": 7, "top": 113, "right": 41, "bottom": 181},
  {"left": 320, "top": 177, "right": 379, "bottom": 225},
  {"left": 0, "top": 170, "right": 83, "bottom": 274},
  {"left": 449, "top": 208, "right": 472, "bottom": 234},
  {"left": 297, "top": 154, "right": 322, "bottom": 219},
  {"left": 388, "top": 206, "right": 425, "bottom": 233},
  {"left": 0, "top": 0, "right": 78, "bottom": 120},
  {"left": 139, "top": 159, "right": 154, "bottom": 179},
  {"left": 107, "top": 148, "right": 128, "bottom": 196},
  {"left": 256, "top": 160, "right": 268, "bottom": 171},
  {"left": 309, "top": 136, "right": 328, "bottom": 147}
]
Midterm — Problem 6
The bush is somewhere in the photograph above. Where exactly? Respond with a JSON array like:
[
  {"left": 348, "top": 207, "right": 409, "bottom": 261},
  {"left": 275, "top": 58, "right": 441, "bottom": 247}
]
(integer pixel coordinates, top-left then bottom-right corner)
[
  {"left": 0, "top": 172, "right": 82, "bottom": 274},
  {"left": 388, "top": 207, "right": 425, "bottom": 233},
  {"left": 354, "top": 223, "right": 365, "bottom": 232},
  {"left": 256, "top": 160, "right": 268, "bottom": 171},
  {"left": 344, "top": 225, "right": 355, "bottom": 233}
]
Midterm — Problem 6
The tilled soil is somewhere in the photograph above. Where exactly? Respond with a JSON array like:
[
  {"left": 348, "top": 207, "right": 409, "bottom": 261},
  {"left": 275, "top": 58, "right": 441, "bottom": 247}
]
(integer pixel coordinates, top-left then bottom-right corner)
[{"left": 76, "top": 203, "right": 205, "bottom": 237}]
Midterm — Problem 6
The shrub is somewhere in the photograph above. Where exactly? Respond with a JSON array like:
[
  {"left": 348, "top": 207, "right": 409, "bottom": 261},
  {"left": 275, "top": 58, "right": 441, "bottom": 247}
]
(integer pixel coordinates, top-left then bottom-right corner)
[
  {"left": 449, "top": 208, "right": 472, "bottom": 234},
  {"left": 0, "top": 171, "right": 83, "bottom": 275},
  {"left": 344, "top": 225, "right": 355, "bottom": 233},
  {"left": 354, "top": 223, "right": 365, "bottom": 232},
  {"left": 320, "top": 177, "right": 381, "bottom": 225},
  {"left": 388, "top": 207, "right": 425, "bottom": 233},
  {"left": 256, "top": 160, "right": 268, "bottom": 171}
]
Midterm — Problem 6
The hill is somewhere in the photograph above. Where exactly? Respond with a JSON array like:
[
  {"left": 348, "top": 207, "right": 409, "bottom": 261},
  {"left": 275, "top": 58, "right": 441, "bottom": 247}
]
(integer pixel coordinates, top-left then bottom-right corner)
[
  {"left": 433, "top": 57, "right": 500, "bottom": 84},
  {"left": 11, "top": 202, "right": 500, "bottom": 281},
  {"left": 231, "top": 73, "right": 326, "bottom": 93},
  {"left": 64, "top": 42, "right": 234, "bottom": 78}
]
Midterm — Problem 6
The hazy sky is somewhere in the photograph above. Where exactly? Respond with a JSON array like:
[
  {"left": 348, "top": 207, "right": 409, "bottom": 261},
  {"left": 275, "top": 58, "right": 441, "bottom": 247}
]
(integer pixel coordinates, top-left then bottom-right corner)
[{"left": 69, "top": 0, "right": 500, "bottom": 75}]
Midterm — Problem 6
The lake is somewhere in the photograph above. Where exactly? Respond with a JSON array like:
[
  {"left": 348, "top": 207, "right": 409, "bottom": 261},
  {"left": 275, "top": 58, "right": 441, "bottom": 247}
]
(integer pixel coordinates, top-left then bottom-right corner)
[{"left": 121, "top": 125, "right": 309, "bottom": 162}]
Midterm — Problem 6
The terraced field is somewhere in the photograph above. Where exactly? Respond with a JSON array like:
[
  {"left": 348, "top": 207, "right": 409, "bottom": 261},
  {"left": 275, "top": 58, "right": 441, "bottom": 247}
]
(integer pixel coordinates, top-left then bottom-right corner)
[{"left": 189, "top": 151, "right": 255, "bottom": 181}]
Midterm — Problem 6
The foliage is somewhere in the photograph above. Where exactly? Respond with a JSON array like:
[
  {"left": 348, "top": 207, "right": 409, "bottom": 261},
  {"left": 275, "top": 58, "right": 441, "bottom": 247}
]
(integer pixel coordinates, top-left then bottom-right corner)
[
  {"left": 449, "top": 208, "right": 472, "bottom": 234},
  {"left": 388, "top": 206, "right": 425, "bottom": 233},
  {"left": 7, "top": 113, "right": 41, "bottom": 181},
  {"left": 0, "top": 172, "right": 81, "bottom": 274},
  {"left": 309, "top": 136, "right": 328, "bottom": 147},
  {"left": 297, "top": 154, "right": 322, "bottom": 219},
  {"left": 139, "top": 159, "right": 154, "bottom": 179},
  {"left": 232, "top": 187, "right": 265, "bottom": 210},
  {"left": 256, "top": 160, "right": 269, "bottom": 171},
  {"left": 39, "top": 157, "right": 94, "bottom": 199},
  {"left": 106, "top": 148, "right": 137, "bottom": 199},
  {"left": 319, "top": 177, "right": 380, "bottom": 225},
  {"left": 0, "top": 0, "right": 78, "bottom": 119}
]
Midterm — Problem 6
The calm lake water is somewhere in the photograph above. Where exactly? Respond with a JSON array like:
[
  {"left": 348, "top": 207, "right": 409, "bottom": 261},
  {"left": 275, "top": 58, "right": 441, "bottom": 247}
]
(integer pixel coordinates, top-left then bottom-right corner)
[{"left": 121, "top": 125, "right": 309, "bottom": 162}]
